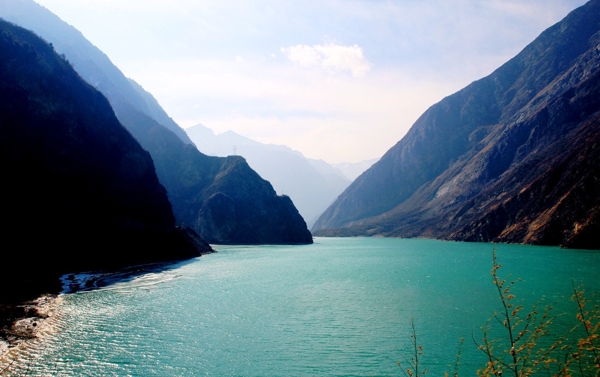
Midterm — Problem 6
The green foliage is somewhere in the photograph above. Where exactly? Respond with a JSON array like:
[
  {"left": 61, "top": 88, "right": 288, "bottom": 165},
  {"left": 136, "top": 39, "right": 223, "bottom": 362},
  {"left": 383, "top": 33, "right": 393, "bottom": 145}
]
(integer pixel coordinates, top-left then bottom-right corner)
[{"left": 398, "top": 247, "right": 600, "bottom": 376}]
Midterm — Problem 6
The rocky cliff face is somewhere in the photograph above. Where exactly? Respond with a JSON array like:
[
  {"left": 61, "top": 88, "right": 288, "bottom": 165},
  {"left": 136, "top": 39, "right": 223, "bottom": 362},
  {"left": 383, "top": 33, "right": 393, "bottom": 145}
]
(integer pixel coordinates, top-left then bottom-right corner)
[
  {"left": 313, "top": 0, "right": 600, "bottom": 249},
  {"left": 1, "top": 0, "right": 312, "bottom": 245},
  {"left": 0, "top": 20, "right": 210, "bottom": 300}
]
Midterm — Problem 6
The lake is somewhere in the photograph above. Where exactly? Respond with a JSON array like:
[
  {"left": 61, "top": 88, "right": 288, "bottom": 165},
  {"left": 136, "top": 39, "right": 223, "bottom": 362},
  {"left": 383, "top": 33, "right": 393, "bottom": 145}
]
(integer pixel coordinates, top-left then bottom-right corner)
[{"left": 2, "top": 237, "right": 599, "bottom": 376}]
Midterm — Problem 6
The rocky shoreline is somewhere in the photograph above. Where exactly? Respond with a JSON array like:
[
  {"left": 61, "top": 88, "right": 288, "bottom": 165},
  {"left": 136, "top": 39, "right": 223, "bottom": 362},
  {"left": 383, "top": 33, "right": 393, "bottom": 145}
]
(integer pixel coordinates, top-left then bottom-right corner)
[
  {"left": 0, "top": 294, "right": 61, "bottom": 362},
  {"left": 0, "top": 259, "right": 202, "bottom": 363}
]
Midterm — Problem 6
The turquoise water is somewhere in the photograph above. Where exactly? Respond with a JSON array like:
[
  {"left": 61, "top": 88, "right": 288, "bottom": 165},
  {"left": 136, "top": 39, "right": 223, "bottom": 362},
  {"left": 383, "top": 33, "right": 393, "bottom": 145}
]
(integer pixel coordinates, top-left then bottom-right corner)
[{"left": 3, "top": 238, "right": 599, "bottom": 376}]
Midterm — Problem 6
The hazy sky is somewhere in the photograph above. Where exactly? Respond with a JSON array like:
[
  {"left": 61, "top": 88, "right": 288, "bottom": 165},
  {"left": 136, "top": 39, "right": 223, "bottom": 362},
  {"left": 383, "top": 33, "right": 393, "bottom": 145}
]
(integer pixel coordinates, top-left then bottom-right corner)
[{"left": 35, "top": 0, "right": 587, "bottom": 163}]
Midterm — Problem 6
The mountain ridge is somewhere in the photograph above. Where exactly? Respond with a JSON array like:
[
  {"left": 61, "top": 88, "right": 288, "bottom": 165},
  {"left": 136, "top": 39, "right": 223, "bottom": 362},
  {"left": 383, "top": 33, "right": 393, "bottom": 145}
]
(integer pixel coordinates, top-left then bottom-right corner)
[
  {"left": 0, "top": 0, "right": 194, "bottom": 145},
  {"left": 0, "top": 19, "right": 210, "bottom": 300},
  {"left": 1, "top": 0, "right": 312, "bottom": 245},
  {"left": 185, "top": 123, "right": 353, "bottom": 227},
  {"left": 313, "top": 0, "right": 600, "bottom": 249}
]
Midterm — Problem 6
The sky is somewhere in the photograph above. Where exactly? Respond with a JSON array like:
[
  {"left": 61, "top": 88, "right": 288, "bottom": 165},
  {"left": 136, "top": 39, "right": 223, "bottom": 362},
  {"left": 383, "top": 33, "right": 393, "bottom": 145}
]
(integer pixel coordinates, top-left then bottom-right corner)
[{"left": 34, "top": 0, "right": 588, "bottom": 164}]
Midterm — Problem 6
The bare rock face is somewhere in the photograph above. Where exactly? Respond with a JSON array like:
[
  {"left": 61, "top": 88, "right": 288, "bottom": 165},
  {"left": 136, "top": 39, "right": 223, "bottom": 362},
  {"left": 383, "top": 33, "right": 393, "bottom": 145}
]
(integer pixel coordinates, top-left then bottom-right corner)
[
  {"left": 0, "top": 20, "right": 210, "bottom": 301},
  {"left": 313, "top": 0, "right": 600, "bottom": 249}
]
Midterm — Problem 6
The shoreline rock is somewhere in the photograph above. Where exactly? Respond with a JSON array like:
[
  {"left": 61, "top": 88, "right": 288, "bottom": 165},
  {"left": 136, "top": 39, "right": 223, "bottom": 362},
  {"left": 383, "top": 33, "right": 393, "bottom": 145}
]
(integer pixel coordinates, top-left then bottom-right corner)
[{"left": 0, "top": 294, "right": 61, "bottom": 361}]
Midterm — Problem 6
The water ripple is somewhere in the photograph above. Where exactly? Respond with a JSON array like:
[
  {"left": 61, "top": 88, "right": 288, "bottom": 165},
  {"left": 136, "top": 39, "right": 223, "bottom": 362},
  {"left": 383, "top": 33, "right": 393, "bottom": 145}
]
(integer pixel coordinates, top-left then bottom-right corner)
[{"left": 2, "top": 239, "right": 599, "bottom": 376}]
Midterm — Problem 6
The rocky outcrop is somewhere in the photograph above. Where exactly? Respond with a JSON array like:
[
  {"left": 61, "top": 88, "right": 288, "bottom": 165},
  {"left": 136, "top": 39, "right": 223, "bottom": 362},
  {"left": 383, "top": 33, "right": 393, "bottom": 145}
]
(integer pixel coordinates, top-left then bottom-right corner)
[
  {"left": 1, "top": 0, "right": 312, "bottom": 245},
  {"left": 313, "top": 0, "right": 600, "bottom": 249},
  {"left": 0, "top": 20, "right": 210, "bottom": 301},
  {"left": 194, "top": 157, "right": 314, "bottom": 244}
]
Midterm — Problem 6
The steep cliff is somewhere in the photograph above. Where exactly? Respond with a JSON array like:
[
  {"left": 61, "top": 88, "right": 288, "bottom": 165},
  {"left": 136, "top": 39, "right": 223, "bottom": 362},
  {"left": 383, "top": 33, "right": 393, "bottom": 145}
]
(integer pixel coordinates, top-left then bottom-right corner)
[
  {"left": 0, "top": 20, "right": 210, "bottom": 300},
  {"left": 313, "top": 0, "right": 600, "bottom": 249},
  {"left": 1, "top": 0, "right": 312, "bottom": 245}
]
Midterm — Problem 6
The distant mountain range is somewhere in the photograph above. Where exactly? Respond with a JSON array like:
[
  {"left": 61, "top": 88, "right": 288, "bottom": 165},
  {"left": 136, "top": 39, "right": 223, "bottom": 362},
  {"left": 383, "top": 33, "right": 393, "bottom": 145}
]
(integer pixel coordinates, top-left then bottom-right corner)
[
  {"left": 186, "top": 124, "right": 377, "bottom": 227},
  {"left": 1, "top": 0, "right": 312, "bottom": 245},
  {"left": 313, "top": 0, "right": 600, "bottom": 249},
  {"left": 0, "top": 19, "right": 211, "bottom": 300},
  {"left": 332, "top": 159, "right": 380, "bottom": 182}
]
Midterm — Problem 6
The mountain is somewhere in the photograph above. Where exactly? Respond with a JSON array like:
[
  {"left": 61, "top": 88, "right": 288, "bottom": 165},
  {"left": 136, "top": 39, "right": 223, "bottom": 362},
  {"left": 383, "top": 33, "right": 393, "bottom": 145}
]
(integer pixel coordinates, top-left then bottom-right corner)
[
  {"left": 0, "top": 20, "right": 211, "bottom": 300},
  {"left": 0, "top": 0, "right": 192, "bottom": 146},
  {"left": 185, "top": 124, "right": 351, "bottom": 227},
  {"left": 1, "top": 0, "right": 312, "bottom": 245},
  {"left": 313, "top": 0, "right": 600, "bottom": 250},
  {"left": 333, "top": 159, "right": 379, "bottom": 181}
]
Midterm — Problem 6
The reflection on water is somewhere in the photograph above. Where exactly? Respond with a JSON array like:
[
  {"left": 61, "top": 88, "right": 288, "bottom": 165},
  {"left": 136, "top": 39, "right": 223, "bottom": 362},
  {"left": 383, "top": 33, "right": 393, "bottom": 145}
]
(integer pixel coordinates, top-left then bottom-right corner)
[{"left": 1, "top": 238, "right": 599, "bottom": 376}]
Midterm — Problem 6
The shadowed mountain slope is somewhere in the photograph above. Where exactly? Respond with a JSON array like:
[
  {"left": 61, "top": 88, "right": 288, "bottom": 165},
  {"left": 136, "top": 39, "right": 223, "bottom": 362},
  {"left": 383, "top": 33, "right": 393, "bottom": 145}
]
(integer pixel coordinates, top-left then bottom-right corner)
[
  {"left": 119, "top": 109, "right": 312, "bottom": 244},
  {"left": 313, "top": 0, "right": 600, "bottom": 249},
  {"left": 0, "top": 20, "right": 210, "bottom": 300},
  {"left": 1, "top": 0, "right": 312, "bottom": 245},
  {"left": 0, "top": 0, "right": 192, "bottom": 145},
  {"left": 186, "top": 124, "right": 351, "bottom": 228}
]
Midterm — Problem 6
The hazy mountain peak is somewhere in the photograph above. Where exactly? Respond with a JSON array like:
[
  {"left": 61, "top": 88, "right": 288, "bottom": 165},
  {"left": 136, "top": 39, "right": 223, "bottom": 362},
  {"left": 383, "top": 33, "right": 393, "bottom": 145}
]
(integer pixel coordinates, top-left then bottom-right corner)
[
  {"left": 186, "top": 123, "right": 351, "bottom": 227},
  {"left": 333, "top": 158, "right": 380, "bottom": 181}
]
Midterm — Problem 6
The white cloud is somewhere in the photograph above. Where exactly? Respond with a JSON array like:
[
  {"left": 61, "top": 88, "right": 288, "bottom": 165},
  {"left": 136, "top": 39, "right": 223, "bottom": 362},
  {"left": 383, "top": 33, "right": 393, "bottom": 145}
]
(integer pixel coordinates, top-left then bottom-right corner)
[
  {"left": 281, "top": 43, "right": 372, "bottom": 77},
  {"left": 281, "top": 45, "right": 321, "bottom": 67}
]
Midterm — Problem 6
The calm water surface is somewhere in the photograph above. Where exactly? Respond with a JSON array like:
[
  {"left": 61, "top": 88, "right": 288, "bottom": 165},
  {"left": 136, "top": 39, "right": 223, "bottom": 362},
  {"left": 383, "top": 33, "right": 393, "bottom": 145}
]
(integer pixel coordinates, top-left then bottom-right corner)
[{"left": 3, "top": 238, "right": 599, "bottom": 376}]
